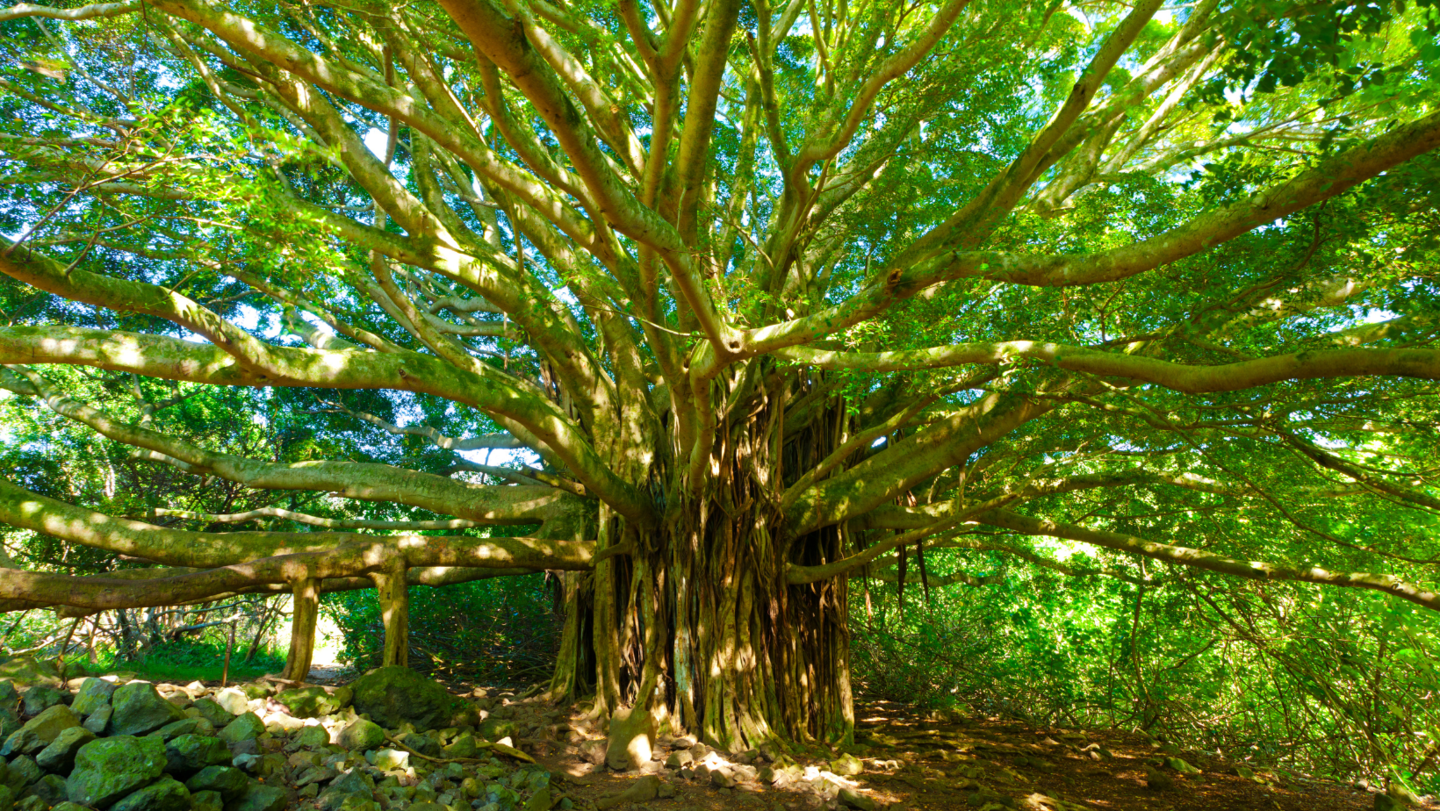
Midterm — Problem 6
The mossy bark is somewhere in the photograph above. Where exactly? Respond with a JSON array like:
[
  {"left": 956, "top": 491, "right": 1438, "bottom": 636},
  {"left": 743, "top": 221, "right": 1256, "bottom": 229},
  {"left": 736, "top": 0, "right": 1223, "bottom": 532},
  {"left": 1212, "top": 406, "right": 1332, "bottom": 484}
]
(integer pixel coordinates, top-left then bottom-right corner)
[
  {"left": 371, "top": 560, "right": 409, "bottom": 668},
  {"left": 282, "top": 576, "right": 319, "bottom": 682}
]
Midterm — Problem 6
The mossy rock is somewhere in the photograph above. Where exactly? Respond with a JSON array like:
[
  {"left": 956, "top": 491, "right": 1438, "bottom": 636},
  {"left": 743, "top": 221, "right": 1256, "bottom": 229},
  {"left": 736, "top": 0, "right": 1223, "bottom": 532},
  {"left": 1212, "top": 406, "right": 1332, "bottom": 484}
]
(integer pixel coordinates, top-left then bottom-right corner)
[
  {"left": 349, "top": 667, "right": 473, "bottom": 731},
  {"left": 0, "top": 658, "right": 61, "bottom": 688},
  {"left": 66, "top": 735, "right": 166, "bottom": 808},
  {"left": 276, "top": 686, "right": 352, "bottom": 719}
]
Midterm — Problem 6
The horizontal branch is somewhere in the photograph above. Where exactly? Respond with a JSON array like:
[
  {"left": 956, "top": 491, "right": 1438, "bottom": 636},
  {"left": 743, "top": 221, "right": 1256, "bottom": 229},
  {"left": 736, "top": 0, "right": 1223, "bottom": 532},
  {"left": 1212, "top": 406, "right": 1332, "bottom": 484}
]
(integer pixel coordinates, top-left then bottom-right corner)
[
  {"left": 979, "top": 508, "right": 1440, "bottom": 611},
  {"left": 776, "top": 342, "right": 1440, "bottom": 393},
  {"left": 0, "top": 475, "right": 592, "bottom": 569},
  {"left": 154, "top": 507, "right": 487, "bottom": 530}
]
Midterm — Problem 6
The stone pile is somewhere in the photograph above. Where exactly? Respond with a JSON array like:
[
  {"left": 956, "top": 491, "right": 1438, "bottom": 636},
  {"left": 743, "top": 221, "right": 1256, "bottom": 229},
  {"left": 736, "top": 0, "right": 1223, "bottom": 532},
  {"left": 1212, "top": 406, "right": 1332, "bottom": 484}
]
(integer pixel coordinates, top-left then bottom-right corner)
[{"left": 0, "top": 659, "right": 564, "bottom": 811}]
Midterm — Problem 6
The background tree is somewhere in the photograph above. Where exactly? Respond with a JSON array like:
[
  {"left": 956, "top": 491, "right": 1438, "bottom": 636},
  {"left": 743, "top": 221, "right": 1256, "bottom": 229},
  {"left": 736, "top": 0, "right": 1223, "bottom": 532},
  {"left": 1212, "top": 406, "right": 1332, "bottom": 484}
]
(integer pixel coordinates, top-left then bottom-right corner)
[{"left": 0, "top": 0, "right": 1438, "bottom": 763}]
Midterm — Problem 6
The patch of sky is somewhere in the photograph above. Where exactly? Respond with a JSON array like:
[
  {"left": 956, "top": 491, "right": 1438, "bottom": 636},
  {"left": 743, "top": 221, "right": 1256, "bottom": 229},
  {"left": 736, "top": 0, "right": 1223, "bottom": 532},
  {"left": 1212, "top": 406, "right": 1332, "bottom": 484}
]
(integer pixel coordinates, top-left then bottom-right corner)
[{"left": 363, "top": 128, "right": 390, "bottom": 161}]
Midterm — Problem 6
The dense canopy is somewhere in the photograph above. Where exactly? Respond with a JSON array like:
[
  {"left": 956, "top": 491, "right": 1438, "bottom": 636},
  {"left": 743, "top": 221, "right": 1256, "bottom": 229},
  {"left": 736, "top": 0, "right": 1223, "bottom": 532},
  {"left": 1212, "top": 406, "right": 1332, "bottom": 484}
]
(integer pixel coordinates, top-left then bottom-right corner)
[{"left": 1, "top": 0, "right": 1439, "bottom": 759}]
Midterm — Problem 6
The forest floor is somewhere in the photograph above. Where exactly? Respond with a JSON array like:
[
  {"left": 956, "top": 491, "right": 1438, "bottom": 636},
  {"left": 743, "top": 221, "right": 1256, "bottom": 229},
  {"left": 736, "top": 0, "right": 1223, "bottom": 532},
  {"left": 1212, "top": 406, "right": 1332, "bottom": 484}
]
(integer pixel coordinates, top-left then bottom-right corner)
[{"left": 460, "top": 686, "right": 1409, "bottom": 811}]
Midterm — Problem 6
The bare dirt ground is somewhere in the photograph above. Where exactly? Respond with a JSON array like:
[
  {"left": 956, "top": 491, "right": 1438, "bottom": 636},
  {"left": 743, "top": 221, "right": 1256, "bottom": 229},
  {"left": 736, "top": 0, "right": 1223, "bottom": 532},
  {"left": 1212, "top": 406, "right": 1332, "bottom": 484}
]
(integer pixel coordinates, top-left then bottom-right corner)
[{"left": 476, "top": 691, "right": 1408, "bottom": 811}]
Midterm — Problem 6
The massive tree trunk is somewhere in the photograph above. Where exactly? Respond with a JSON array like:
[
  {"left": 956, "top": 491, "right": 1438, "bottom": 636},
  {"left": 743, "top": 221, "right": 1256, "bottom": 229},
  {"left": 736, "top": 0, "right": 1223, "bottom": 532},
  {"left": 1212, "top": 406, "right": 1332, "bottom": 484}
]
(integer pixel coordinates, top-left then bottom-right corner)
[{"left": 554, "top": 388, "right": 858, "bottom": 750}]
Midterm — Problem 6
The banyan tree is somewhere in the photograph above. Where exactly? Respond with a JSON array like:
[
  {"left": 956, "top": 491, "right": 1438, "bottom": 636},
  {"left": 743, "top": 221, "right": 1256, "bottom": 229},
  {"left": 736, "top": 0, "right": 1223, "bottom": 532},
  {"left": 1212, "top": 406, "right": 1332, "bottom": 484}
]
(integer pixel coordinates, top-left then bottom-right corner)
[{"left": 1, "top": 0, "right": 1439, "bottom": 763}]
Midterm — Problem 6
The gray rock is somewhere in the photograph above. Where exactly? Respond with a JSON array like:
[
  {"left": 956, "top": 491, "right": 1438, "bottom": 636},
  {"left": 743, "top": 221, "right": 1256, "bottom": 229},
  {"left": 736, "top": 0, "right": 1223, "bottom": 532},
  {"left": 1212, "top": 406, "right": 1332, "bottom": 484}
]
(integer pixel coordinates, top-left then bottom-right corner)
[
  {"left": 295, "top": 765, "right": 338, "bottom": 788},
  {"left": 478, "top": 718, "right": 518, "bottom": 742},
  {"left": 35, "top": 727, "right": 95, "bottom": 773},
  {"left": 218, "top": 713, "right": 264, "bottom": 745},
  {"left": 21, "top": 686, "right": 67, "bottom": 716},
  {"left": 184, "top": 766, "right": 248, "bottom": 799},
  {"left": 349, "top": 667, "right": 471, "bottom": 731},
  {"left": 154, "top": 719, "right": 200, "bottom": 741},
  {"left": 24, "top": 774, "right": 68, "bottom": 806},
  {"left": 317, "top": 769, "right": 375, "bottom": 811},
  {"left": 369, "top": 749, "right": 408, "bottom": 771},
  {"left": 66, "top": 735, "right": 166, "bottom": 808},
  {"left": 290, "top": 725, "right": 331, "bottom": 749},
  {"left": 231, "top": 753, "right": 261, "bottom": 774},
  {"left": 109, "top": 776, "right": 191, "bottom": 811},
  {"left": 211, "top": 689, "right": 249, "bottom": 716},
  {"left": 3, "top": 705, "right": 79, "bottom": 756},
  {"left": 442, "top": 733, "right": 478, "bottom": 759},
  {"left": 276, "top": 687, "right": 352, "bottom": 719},
  {"left": 226, "top": 738, "right": 259, "bottom": 759},
  {"left": 6, "top": 756, "right": 40, "bottom": 788},
  {"left": 0, "top": 707, "right": 20, "bottom": 739},
  {"left": 191, "top": 789, "right": 223, "bottom": 811},
  {"left": 189, "top": 698, "right": 233, "bottom": 729},
  {"left": 70, "top": 679, "right": 115, "bottom": 717},
  {"left": 400, "top": 732, "right": 439, "bottom": 757},
  {"left": 830, "top": 753, "right": 863, "bottom": 776},
  {"left": 337, "top": 719, "right": 385, "bottom": 752},
  {"left": 110, "top": 683, "right": 186, "bottom": 737},
  {"left": 83, "top": 704, "right": 112, "bottom": 735},
  {"left": 0, "top": 658, "right": 60, "bottom": 688},
  {"left": 227, "top": 782, "right": 288, "bottom": 811},
  {"left": 164, "top": 733, "right": 232, "bottom": 777}
]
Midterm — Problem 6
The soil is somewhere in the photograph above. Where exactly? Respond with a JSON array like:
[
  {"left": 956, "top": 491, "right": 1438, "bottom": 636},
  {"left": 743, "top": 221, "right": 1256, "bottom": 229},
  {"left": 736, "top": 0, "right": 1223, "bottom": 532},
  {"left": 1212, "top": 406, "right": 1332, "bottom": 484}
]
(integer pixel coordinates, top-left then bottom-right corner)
[
  {"left": 303, "top": 665, "right": 1425, "bottom": 810},
  {"left": 484, "top": 692, "right": 1411, "bottom": 811}
]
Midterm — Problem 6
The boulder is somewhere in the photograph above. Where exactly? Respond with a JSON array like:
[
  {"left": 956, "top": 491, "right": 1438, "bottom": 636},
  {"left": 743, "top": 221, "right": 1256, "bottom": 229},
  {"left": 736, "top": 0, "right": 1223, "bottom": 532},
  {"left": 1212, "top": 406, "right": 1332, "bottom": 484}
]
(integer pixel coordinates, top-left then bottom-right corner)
[
  {"left": 0, "top": 681, "right": 19, "bottom": 706},
  {"left": 66, "top": 735, "right": 166, "bottom": 808},
  {"left": 830, "top": 753, "right": 864, "bottom": 776},
  {"left": 400, "top": 732, "right": 438, "bottom": 757},
  {"left": 82, "top": 704, "right": 112, "bottom": 735},
  {"left": 0, "top": 707, "right": 22, "bottom": 739},
  {"left": 25, "top": 773, "right": 67, "bottom": 805},
  {"left": 70, "top": 678, "right": 115, "bottom": 718},
  {"left": 0, "top": 658, "right": 60, "bottom": 688},
  {"left": 35, "top": 727, "right": 95, "bottom": 773},
  {"left": 189, "top": 698, "right": 233, "bottom": 729},
  {"left": 0, "top": 786, "right": 10, "bottom": 811},
  {"left": 154, "top": 719, "right": 200, "bottom": 741},
  {"left": 164, "top": 734, "right": 232, "bottom": 777},
  {"left": 478, "top": 718, "right": 518, "bottom": 741},
  {"left": 276, "top": 687, "right": 352, "bottom": 719},
  {"left": 317, "top": 769, "right": 374, "bottom": 811},
  {"left": 368, "top": 749, "right": 408, "bottom": 771},
  {"left": 3, "top": 705, "right": 79, "bottom": 756},
  {"left": 5, "top": 756, "right": 40, "bottom": 789},
  {"left": 442, "top": 733, "right": 478, "bottom": 759},
  {"left": 191, "top": 789, "right": 223, "bottom": 811},
  {"left": 227, "top": 782, "right": 288, "bottom": 811},
  {"left": 238, "top": 683, "right": 272, "bottom": 701},
  {"left": 218, "top": 712, "right": 265, "bottom": 745},
  {"left": 109, "top": 776, "right": 191, "bottom": 811},
  {"left": 211, "top": 689, "right": 249, "bottom": 716},
  {"left": 184, "top": 766, "right": 248, "bottom": 800},
  {"left": 349, "top": 667, "right": 471, "bottom": 731},
  {"left": 337, "top": 719, "right": 384, "bottom": 752},
  {"left": 109, "top": 683, "right": 185, "bottom": 737},
  {"left": 291, "top": 725, "right": 331, "bottom": 749},
  {"left": 21, "top": 686, "right": 68, "bottom": 716}
]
